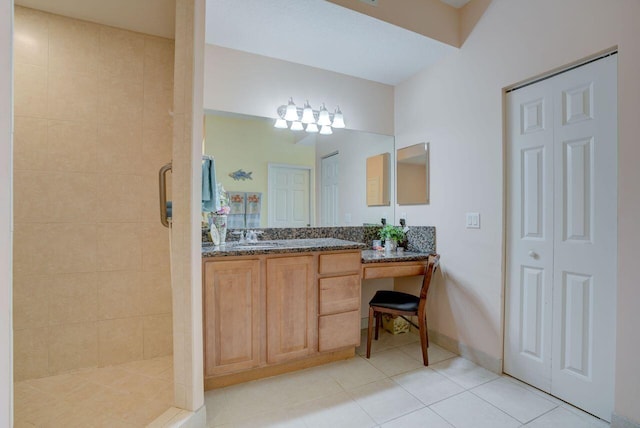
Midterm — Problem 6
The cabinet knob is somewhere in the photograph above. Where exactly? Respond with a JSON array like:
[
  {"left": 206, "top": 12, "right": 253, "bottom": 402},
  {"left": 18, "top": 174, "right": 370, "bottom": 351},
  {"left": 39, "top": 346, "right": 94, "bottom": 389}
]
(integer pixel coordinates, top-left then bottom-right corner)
[{"left": 528, "top": 250, "right": 538, "bottom": 259}]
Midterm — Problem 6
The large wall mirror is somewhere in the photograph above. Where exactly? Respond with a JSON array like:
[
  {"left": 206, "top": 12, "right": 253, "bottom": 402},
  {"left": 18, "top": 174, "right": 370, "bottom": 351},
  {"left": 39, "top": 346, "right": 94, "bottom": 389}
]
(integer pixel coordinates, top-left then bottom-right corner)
[
  {"left": 397, "top": 142, "right": 429, "bottom": 205},
  {"left": 204, "top": 111, "right": 395, "bottom": 228}
]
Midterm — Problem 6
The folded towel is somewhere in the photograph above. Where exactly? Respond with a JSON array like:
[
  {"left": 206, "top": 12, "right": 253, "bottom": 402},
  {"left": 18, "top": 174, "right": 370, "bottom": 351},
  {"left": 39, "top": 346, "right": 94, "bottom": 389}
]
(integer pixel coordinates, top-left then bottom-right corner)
[
  {"left": 202, "top": 159, "right": 220, "bottom": 212},
  {"left": 228, "top": 192, "right": 245, "bottom": 215}
]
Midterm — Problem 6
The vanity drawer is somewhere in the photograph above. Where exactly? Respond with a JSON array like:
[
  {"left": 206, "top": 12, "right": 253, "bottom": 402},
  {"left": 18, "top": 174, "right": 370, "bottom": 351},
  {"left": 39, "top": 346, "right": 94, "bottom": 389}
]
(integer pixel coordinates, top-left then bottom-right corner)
[
  {"left": 318, "top": 252, "right": 361, "bottom": 275},
  {"left": 362, "top": 261, "right": 427, "bottom": 279},
  {"left": 319, "top": 274, "right": 360, "bottom": 315},
  {"left": 318, "top": 310, "right": 360, "bottom": 352}
]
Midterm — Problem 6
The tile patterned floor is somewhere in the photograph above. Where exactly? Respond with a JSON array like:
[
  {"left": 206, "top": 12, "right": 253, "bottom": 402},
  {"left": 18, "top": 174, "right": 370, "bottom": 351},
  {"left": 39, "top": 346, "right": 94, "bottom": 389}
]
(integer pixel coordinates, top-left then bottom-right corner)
[
  {"left": 13, "top": 355, "right": 173, "bottom": 427},
  {"left": 205, "top": 331, "right": 610, "bottom": 428}
]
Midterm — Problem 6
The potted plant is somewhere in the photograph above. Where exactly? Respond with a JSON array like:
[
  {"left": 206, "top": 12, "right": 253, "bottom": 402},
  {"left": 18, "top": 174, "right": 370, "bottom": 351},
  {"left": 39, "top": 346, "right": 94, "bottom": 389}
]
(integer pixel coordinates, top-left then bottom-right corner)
[{"left": 379, "top": 225, "right": 405, "bottom": 252}]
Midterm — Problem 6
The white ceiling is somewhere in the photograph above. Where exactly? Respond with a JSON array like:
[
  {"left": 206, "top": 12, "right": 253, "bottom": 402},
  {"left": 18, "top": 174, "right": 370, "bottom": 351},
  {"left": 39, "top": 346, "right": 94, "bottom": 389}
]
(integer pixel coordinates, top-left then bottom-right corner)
[
  {"left": 440, "top": 0, "right": 471, "bottom": 8},
  {"left": 205, "top": 0, "right": 458, "bottom": 85},
  {"left": 15, "top": 0, "right": 462, "bottom": 86}
]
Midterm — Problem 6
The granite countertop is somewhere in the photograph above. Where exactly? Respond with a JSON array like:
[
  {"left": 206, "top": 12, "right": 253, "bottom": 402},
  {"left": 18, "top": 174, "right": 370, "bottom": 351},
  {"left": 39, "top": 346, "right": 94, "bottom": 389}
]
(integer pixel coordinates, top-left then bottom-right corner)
[
  {"left": 361, "top": 249, "right": 432, "bottom": 264},
  {"left": 202, "top": 238, "right": 366, "bottom": 258}
]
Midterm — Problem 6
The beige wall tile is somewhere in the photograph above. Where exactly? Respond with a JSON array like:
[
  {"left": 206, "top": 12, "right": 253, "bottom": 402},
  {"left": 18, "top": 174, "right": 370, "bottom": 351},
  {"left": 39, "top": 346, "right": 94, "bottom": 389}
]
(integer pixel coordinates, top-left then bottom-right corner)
[
  {"left": 14, "top": 171, "right": 97, "bottom": 223},
  {"left": 13, "top": 116, "right": 48, "bottom": 172},
  {"left": 49, "top": 322, "right": 98, "bottom": 374},
  {"left": 142, "top": 114, "right": 173, "bottom": 176},
  {"left": 99, "top": 26, "right": 144, "bottom": 81},
  {"left": 42, "top": 223, "right": 97, "bottom": 274},
  {"left": 47, "top": 120, "right": 98, "bottom": 173},
  {"left": 141, "top": 222, "right": 170, "bottom": 272},
  {"left": 48, "top": 13, "right": 99, "bottom": 74},
  {"left": 143, "top": 270, "right": 172, "bottom": 316},
  {"left": 12, "top": 223, "right": 41, "bottom": 275},
  {"left": 98, "top": 76, "right": 143, "bottom": 127},
  {"left": 98, "top": 318, "right": 144, "bottom": 366},
  {"left": 97, "top": 270, "right": 144, "bottom": 320},
  {"left": 13, "top": 274, "right": 49, "bottom": 330},
  {"left": 140, "top": 174, "right": 165, "bottom": 222},
  {"left": 144, "top": 36, "right": 174, "bottom": 62},
  {"left": 144, "top": 55, "right": 174, "bottom": 118},
  {"left": 143, "top": 314, "right": 173, "bottom": 359},
  {"left": 95, "top": 174, "right": 142, "bottom": 223},
  {"left": 48, "top": 272, "right": 98, "bottom": 326},
  {"left": 97, "top": 223, "right": 142, "bottom": 271},
  {"left": 14, "top": 6, "right": 49, "bottom": 67},
  {"left": 96, "top": 123, "right": 142, "bottom": 174},
  {"left": 14, "top": 328, "right": 49, "bottom": 381},
  {"left": 48, "top": 70, "right": 98, "bottom": 122},
  {"left": 14, "top": 63, "right": 47, "bottom": 118}
]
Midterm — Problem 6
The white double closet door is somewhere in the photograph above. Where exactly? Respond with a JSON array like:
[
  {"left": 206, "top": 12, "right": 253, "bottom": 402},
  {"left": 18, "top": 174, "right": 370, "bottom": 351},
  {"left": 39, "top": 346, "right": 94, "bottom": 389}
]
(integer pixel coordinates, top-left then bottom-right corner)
[{"left": 505, "top": 55, "right": 617, "bottom": 421}]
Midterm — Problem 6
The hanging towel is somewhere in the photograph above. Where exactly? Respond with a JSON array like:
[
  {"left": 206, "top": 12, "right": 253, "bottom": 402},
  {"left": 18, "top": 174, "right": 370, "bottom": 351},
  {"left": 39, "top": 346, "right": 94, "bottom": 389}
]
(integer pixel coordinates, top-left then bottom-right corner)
[
  {"left": 202, "top": 159, "right": 221, "bottom": 212},
  {"left": 245, "top": 192, "right": 262, "bottom": 228}
]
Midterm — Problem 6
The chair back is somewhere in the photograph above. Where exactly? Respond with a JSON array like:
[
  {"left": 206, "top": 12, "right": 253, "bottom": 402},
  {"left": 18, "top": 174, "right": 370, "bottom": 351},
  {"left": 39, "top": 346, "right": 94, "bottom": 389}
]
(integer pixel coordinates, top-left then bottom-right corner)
[{"left": 419, "top": 254, "right": 440, "bottom": 300}]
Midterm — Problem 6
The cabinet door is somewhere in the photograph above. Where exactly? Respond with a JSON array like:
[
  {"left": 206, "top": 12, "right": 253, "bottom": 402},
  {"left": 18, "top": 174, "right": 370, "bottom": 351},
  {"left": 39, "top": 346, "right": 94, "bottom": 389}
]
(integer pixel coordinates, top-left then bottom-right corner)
[
  {"left": 266, "top": 255, "right": 316, "bottom": 364},
  {"left": 204, "top": 259, "right": 261, "bottom": 377}
]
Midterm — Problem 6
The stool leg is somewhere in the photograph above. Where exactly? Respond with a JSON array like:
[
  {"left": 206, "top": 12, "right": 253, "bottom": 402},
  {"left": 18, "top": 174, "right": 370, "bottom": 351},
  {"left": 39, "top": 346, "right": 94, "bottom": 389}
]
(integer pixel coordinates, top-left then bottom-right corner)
[{"left": 366, "top": 307, "right": 374, "bottom": 358}]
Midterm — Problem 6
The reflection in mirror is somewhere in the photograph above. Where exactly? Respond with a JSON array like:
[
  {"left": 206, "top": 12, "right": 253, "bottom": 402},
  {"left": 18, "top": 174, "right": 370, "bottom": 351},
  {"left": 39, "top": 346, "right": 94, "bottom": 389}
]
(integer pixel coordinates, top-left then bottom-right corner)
[
  {"left": 204, "top": 111, "right": 395, "bottom": 228},
  {"left": 397, "top": 142, "right": 429, "bottom": 205},
  {"left": 366, "top": 153, "right": 390, "bottom": 207}
]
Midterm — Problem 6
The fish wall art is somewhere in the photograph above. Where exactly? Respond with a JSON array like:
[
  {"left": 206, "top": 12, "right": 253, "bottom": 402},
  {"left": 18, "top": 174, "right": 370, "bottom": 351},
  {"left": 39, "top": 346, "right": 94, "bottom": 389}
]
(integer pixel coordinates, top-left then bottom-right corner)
[{"left": 229, "top": 169, "right": 253, "bottom": 181}]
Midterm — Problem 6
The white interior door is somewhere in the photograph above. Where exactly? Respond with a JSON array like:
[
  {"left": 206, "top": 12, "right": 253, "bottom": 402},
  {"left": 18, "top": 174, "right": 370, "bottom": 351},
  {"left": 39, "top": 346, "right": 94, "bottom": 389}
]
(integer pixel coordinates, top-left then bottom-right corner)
[
  {"left": 268, "top": 164, "right": 311, "bottom": 228},
  {"left": 505, "top": 55, "right": 617, "bottom": 421},
  {"left": 320, "top": 153, "right": 339, "bottom": 226}
]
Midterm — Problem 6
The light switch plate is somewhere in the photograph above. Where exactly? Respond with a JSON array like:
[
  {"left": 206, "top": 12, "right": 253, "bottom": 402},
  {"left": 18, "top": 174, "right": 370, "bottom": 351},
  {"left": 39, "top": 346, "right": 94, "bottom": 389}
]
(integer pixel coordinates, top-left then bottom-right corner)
[{"left": 466, "top": 212, "right": 480, "bottom": 229}]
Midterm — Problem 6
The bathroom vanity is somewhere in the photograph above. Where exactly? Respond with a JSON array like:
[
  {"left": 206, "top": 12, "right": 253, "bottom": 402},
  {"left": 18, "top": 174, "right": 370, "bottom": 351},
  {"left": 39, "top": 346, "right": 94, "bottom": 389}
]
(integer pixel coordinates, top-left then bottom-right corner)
[{"left": 202, "top": 239, "right": 366, "bottom": 389}]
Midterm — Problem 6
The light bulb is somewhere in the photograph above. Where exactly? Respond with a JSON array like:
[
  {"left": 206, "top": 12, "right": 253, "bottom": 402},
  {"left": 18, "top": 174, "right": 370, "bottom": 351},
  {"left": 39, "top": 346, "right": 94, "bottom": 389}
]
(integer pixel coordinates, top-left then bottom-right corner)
[
  {"left": 301, "top": 100, "right": 315, "bottom": 124},
  {"left": 317, "top": 103, "right": 331, "bottom": 126},
  {"left": 284, "top": 97, "right": 299, "bottom": 121},
  {"left": 274, "top": 118, "right": 288, "bottom": 129},
  {"left": 305, "top": 123, "right": 319, "bottom": 133},
  {"left": 319, "top": 125, "right": 333, "bottom": 135},
  {"left": 331, "top": 106, "right": 345, "bottom": 128},
  {"left": 290, "top": 121, "right": 304, "bottom": 131}
]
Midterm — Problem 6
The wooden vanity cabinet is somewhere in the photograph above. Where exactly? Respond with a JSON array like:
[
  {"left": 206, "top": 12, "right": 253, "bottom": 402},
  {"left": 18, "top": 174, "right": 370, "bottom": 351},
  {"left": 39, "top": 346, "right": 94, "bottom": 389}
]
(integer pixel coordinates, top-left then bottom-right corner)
[
  {"left": 317, "top": 252, "right": 362, "bottom": 352},
  {"left": 266, "top": 255, "right": 316, "bottom": 364},
  {"left": 203, "top": 259, "right": 261, "bottom": 377},
  {"left": 203, "top": 249, "right": 362, "bottom": 388}
]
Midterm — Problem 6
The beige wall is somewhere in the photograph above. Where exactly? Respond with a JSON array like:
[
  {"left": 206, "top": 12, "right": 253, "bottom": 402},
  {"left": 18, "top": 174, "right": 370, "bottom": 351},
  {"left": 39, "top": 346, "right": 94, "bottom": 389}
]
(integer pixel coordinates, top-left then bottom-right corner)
[
  {"left": 204, "top": 44, "right": 395, "bottom": 136},
  {"left": 394, "top": 0, "right": 640, "bottom": 423},
  {"left": 12, "top": 6, "right": 174, "bottom": 380},
  {"left": 1, "top": 0, "right": 13, "bottom": 424},
  {"left": 204, "top": 115, "right": 316, "bottom": 228}
]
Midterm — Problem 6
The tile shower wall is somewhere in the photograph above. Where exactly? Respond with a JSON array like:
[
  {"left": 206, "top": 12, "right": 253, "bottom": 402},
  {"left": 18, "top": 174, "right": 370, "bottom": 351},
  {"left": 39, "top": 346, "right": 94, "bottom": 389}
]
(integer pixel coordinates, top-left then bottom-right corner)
[{"left": 12, "top": 6, "right": 174, "bottom": 381}]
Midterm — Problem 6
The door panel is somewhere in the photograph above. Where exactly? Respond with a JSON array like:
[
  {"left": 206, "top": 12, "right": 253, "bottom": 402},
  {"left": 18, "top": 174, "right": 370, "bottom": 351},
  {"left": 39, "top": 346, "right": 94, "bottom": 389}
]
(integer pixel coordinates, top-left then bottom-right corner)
[
  {"left": 506, "top": 54, "right": 617, "bottom": 421},
  {"left": 268, "top": 165, "right": 311, "bottom": 227},
  {"left": 505, "top": 79, "right": 555, "bottom": 393}
]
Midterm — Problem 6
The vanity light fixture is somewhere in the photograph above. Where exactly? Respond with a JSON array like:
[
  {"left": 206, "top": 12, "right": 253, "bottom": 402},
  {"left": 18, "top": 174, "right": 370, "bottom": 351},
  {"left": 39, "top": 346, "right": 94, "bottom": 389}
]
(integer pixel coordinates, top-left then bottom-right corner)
[{"left": 275, "top": 98, "right": 345, "bottom": 133}]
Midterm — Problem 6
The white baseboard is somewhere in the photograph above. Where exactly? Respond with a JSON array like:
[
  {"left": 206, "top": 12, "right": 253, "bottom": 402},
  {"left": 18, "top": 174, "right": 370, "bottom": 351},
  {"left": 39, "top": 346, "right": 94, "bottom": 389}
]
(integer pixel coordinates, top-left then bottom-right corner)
[
  {"left": 612, "top": 413, "right": 640, "bottom": 428},
  {"left": 148, "top": 405, "right": 207, "bottom": 428}
]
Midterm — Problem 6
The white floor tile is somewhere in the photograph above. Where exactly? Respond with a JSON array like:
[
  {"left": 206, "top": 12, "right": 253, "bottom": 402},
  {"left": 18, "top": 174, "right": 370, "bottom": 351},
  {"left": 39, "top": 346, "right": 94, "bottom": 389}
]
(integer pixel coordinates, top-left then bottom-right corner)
[
  {"left": 381, "top": 406, "right": 454, "bottom": 428},
  {"left": 315, "top": 356, "right": 387, "bottom": 390},
  {"left": 230, "top": 408, "right": 308, "bottom": 428},
  {"left": 356, "top": 329, "right": 419, "bottom": 356},
  {"left": 398, "top": 342, "right": 457, "bottom": 365},
  {"left": 291, "top": 391, "right": 376, "bottom": 428},
  {"left": 392, "top": 367, "right": 465, "bottom": 406},
  {"left": 366, "top": 348, "right": 424, "bottom": 377},
  {"left": 347, "top": 378, "right": 424, "bottom": 424},
  {"left": 430, "top": 357, "right": 499, "bottom": 389},
  {"left": 525, "top": 406, "right": 609, "bottom": 428},
  {"left": 430, "top": 391, "right": 521, "bottom": 428},
  {"left": 471, "top": 377, "right": 558, "bottom": 423}
]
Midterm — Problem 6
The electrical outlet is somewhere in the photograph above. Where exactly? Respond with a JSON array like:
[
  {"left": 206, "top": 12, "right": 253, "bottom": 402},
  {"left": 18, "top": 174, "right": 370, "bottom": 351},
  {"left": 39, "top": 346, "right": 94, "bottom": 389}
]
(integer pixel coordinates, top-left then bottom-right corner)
[
  {"left": 358, "top": 0, "right": 378, "bottom": 5},
  {"left": 466, "top": 212, "right": 480, "bottom": 229}
]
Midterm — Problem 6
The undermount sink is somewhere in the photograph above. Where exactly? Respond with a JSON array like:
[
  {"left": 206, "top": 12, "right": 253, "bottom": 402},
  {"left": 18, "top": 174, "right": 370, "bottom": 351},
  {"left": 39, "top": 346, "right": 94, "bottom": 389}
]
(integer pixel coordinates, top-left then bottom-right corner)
[{"left": 230, "top": 242, "right": 284, "bottom": 250}]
